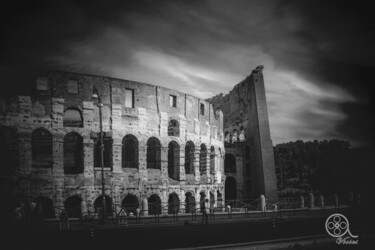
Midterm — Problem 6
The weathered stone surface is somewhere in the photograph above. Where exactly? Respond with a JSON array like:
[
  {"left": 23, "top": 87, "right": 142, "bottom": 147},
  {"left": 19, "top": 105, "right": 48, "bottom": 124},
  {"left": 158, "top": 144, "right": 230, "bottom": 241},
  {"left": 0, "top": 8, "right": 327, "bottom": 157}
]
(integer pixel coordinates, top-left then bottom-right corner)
[{"left": 0, "top": 67, "right": 225, "bottom": 215}]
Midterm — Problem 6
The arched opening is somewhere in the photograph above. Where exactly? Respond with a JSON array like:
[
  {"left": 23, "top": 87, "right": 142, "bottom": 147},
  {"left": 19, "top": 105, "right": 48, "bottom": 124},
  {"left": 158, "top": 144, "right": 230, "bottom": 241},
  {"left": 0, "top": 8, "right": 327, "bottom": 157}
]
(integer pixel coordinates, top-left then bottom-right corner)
[
  {"left": 225, "top": 177, "right": 237, "bottom": 202},
  {"left": 210, "top": 146, "right": 215, "bottom": 174},
  {"left": 168, "top": 193, "right": 180, "bottom": 214},
  {"left": 64, "top": 132, "right": 83, "bottom": 174},
  {"left": 32, "top": 128, "right": 53, "bottom": 167},
  {"left": 168, "top": 119, "right": 179, "bottom": 136},
  {"left": 122, "top": 194, "right": 139, "bottom": 214},
  {"left": 184, "top": 141, "right": 195, "bottom": 175},
  {"left": 63, "top": 108, "right": 83, "bottom": 127},
  {"left": 33, "top": 196, "right": 55, "bottom": 218},
  {"left": 0, "top": 126, "right": 19, "bottom": 175},
  {"left": 224, "top": 131, "right": 231, "bottom": 148},
  {"left": 232, "top": 129, "right": 238, "bottom": 144},
  {"left": 224, "top": 154, "right": 236, "bottom": 173},
  {"left": 94, "top": 195, "right": 113, "bottom": 216},
  {"left": 148, "top": 194, "right": 161, "bottom": 215},
  {"left": 122, "top": 134, "right": 139, "bottom": 169},
  {"left": 210, "top": 192, "right": 215, "bottom": 208},
  {"left": 147, "top": 137, "right": 161, "bottom": 169},
  {"left": 217, "top": 191, "right": 223, "bottom": 208},
  {"left": 168, "top": 141, "right": 180, "bottom": 180},
  {"left": 199, "top": 144, "right": 207, "bottom": 175},
  {"left": 65, "top": 196, "right": 82, "bottom": 218},
  {"left": 185, "top": 192, "right": 195, "bottom": 213}
]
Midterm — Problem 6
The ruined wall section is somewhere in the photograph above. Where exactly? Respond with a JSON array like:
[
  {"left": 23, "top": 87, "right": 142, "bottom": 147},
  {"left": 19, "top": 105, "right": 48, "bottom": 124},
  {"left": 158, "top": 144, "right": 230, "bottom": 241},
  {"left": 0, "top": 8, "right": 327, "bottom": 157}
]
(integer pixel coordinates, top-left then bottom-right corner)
[
  {"left": 0, "top": 67, "right": 225, "bottom": 214},
  {"left": 208, "top": 68, "right": 278, "bottom": 200}
]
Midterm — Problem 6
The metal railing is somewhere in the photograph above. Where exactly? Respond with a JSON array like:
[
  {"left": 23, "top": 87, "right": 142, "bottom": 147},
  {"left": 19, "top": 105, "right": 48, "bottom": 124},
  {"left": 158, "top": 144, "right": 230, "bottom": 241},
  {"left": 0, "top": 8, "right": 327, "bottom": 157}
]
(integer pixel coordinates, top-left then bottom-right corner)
[{"left": 9, "top": 194, "right": 362, "bottom": 229}]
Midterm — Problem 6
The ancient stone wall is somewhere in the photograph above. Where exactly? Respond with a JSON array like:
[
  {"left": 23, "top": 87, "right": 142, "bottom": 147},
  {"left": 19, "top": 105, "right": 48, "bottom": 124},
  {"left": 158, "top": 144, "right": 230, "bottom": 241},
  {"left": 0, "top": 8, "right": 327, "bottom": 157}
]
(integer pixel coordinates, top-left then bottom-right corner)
[
  {"left": 208, "top": 66, "right": 278, "bottom": 200},
  {"left": 0, "top": 67, "right": 224, "bottom": 216}
]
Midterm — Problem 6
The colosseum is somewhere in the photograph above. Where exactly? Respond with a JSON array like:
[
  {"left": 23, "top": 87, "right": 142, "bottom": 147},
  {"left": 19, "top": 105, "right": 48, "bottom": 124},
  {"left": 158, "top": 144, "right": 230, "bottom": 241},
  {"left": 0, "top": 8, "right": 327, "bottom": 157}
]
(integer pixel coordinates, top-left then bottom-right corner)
[{"left": 0, "top": 65, "right": 277, "bottom": 220}]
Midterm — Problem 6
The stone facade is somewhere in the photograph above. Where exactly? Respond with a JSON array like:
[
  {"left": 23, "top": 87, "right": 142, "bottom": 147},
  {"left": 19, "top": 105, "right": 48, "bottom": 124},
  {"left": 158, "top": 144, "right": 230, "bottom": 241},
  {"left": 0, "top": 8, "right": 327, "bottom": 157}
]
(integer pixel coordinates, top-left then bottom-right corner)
[
  {"left": 0, "top": 65, "right": 277, "bottom": 219},
  {"left": 0, "top": 67, "right": 225, "bottom": 218},
  {"left": 209, "top": 66, "right": 278, "bottom": 201}
]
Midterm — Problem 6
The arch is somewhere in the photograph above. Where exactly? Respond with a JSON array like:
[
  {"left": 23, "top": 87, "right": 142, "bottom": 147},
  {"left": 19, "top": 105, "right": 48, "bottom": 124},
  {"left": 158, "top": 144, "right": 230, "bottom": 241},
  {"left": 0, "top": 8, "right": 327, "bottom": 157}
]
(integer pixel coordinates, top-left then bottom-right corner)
[
  {"left": 63, "top": 108, "right": 83, "bottom": 127},
  {"left": 232, "top": 129, "right": 238, "bottom": 143},
  {"left": 225, "top": 177, "right": 237, "bottom": 201},
  {"left": 63, "top": 132, "right": 83, "bottom": 174},
  {"left": 32, "top": 128, "right": 53, "bottom": 167},
  {"left": 210, "top": 146, "right": 215, "bottom": 174},
  {"left": 147, "top": 137, "right": 161, "bottom": 169},
  {"left": 224, "top": 153, "right": 236, "bottom": 173},
  {"left": 168, "top": 141, "right": 180, "bottom": 180},
  {"left": 168, "top": 119, "right": 180, "bottom": 137},
  {"left": 217, "top": 190, "right": 223, "bottom": 208},
  {"left": 168, "top": 193, "right": 180, "bottom": 214},
  {"left": 94, "top": 195, "right": 113, "bottom": 216},
  {"left": 210, "top": 192, "right": 215, "bottom": 208},
  {"left": 224, "top": 131, "right": 231, "bottom": 148},
  {"left": 199, "top": 144, "right": 207, "bottom": 175},
  {"left": 185, "top": 192, "right": 195, "bottom": 213},
  {"left": 33, "top": 196, "right": 55, "bottom": 218},
  {"left": 148, "top": 194, "right": 161, "bottom": 215},
  {"left": 122, "top": 194, "right": 139, "bottom": 214},
  {"left": 122, "top": 134, "right": 139, "bottom": 169},
  {"left": 0, "top": 126, "right": 19, "bottom": 175},
  {"left": 184, "top": 141, "right": 195, "bottom": 175},
  {"left": 64, "top": 195, "right": 82, "bottom": 218}
]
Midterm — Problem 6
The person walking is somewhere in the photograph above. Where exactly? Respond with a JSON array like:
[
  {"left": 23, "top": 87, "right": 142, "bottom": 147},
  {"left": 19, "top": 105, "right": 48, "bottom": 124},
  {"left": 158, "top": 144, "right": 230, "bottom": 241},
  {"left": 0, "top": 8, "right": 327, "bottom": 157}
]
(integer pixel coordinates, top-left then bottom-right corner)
[{"left": 200, "top": 199, "right": 209, "bottom": 225}]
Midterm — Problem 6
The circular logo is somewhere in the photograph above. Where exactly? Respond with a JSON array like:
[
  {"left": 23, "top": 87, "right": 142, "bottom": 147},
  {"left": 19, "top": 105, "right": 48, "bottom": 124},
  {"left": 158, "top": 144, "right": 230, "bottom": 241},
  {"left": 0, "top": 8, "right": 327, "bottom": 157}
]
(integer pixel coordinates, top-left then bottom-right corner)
[{"left": 325, "top": 213, "right": 349, "bottom": 238}]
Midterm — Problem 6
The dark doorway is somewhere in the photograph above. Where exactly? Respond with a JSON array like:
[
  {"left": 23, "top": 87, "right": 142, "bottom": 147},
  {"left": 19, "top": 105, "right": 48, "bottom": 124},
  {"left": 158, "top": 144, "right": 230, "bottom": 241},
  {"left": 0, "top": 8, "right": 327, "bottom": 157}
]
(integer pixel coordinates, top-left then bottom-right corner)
[
  {"left": 122, "top": 194, "right": 139, "bottom": 214},
  {"left": 148, "top": 194, "right": 161, "bottom": 215},
  {"left": 225, "top": 177, "right": 237, "bottom": 202},
  {"left": 168, "top": 193, "right": 180, "bottom": 214},
  {"left": 185, "top": 192, "right": 195, "bottom": 213},
  {"left": 94, "top": 195, "right": 113, "bottom": 216},
  {"left": 65, "top": 196, "right": 82, "bottom": 218}
]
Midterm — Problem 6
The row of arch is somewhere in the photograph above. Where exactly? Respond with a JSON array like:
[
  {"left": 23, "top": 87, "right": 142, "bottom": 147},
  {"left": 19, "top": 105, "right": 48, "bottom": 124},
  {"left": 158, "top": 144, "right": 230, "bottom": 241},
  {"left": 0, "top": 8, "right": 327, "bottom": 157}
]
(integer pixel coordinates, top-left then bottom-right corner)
[
  {"left": 63, "top": 108, "right": 181, "bottom": 138},
  {"left": 26, "top": 190, "right": 227, "bottom": 218},
  {"left": 224, "top": 127, "right": 246, "bottom": 147},
  {"left": 1, "top": 127, "right": 221, "bottom": 180}
]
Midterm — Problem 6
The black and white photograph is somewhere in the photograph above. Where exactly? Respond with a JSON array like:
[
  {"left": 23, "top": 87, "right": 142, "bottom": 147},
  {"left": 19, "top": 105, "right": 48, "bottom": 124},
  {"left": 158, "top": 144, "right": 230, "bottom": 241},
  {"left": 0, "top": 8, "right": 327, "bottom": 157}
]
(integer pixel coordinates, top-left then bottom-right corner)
[{"left": 0, "top": 0, "right": 374, "bottom": 249}]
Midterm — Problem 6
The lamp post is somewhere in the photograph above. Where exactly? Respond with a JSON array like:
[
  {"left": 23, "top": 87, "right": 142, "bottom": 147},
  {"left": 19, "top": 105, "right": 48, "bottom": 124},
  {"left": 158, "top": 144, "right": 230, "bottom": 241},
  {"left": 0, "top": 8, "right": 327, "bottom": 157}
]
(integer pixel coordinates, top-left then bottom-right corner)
[{"left": 92, "top": 86, "right": 106, "bottom": 224}]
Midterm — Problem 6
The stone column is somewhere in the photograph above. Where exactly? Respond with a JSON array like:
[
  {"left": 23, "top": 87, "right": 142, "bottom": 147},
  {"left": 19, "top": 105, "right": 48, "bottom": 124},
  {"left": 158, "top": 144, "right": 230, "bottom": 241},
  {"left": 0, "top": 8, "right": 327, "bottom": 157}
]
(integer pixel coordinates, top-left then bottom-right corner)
[
  {"left": 142, "top": 198, "right": 148, "bottom": 216},
  {"left": 138, "top": 143, "right": 148, "bottom": 182},
  {"left": 160, "top": 142, "right": 168, "bottom": 181},
  {"left": 194, "top": 146, "right": 200, "bottom": 183},
  {"left": 206, "top": 148, "right": 211, "bottom": 183},
  {"left": 179, "top": 145, "right": 186, "bottom": 182},
  {"left": 83, "top": 139, "right": 94, "bottom": 187},
  {"left": 112, "top": 137, "right": 122, "bottom": 173}
]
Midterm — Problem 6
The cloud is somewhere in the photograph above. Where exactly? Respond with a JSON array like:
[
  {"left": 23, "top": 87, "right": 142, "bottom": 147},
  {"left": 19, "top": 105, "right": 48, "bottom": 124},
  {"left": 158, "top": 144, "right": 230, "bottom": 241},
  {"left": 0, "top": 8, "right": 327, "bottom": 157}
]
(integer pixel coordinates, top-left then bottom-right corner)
[{"left": 1, "top": 0, "right": 374, "bottom": 147}]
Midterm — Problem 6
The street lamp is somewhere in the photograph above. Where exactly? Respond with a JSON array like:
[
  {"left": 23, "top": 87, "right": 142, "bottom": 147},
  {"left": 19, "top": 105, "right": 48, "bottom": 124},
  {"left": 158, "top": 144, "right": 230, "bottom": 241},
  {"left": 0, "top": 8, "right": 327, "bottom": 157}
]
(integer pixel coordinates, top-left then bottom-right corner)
[{"left": 92, "top": 86, "right": 106, "bottom": 224}]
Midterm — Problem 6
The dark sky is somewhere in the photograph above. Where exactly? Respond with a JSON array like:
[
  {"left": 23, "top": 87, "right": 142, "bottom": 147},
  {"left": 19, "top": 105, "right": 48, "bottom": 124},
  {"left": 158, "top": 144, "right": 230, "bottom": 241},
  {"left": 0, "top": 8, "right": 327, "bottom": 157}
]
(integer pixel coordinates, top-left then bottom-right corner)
[{"left": 1, "top": 0, "right": 374, "bottom": 147}]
